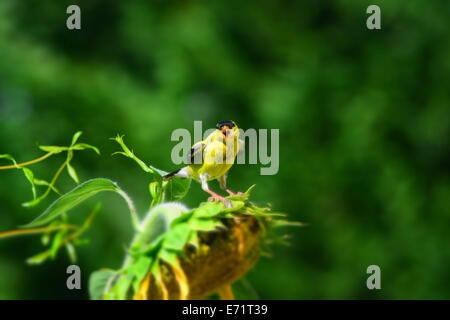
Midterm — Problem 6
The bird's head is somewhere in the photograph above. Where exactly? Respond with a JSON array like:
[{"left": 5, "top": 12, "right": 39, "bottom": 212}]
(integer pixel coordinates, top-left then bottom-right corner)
[{"left": 216, "top": 120, "right": 238, "bottom": 139}]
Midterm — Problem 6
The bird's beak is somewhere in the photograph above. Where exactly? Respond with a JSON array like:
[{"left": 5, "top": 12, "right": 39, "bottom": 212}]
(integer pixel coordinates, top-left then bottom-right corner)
[{"left": 221, "top": 125, "right": 229, "bottom": 137}]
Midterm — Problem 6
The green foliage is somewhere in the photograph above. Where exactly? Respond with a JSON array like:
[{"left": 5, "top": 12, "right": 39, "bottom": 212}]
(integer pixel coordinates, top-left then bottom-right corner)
[
  {"left": 111, "top": 135, "right": 158, "bottom": 176},
  {"left": 111, "top": 135, "right": 191, "bottom": 205},
  {"left": 1, "top": 132, "right": 296, "bottom": 300},
  {"left": 0, "top": 132, "right": 107, "bottom": 266},
  {"left": 0, "top": 154, "right": 38, "bottom": 200},
  {"left": 23, "top": 179, "right": 127, "bottom": 227},
  {"left": 25, "top": 204, "right": 101, "bottom": 265},
  {"left": 89, "top": 269, "right": 117, "bottom": 300},
  {"left": 102, "top": 185, "right": 294, "bottom": 300},
  {"left": 0, "top": 131, "right": 101, "bottom": 208},
  {"left": 164, "top": 178, "right": 191, "bottom": 202}
]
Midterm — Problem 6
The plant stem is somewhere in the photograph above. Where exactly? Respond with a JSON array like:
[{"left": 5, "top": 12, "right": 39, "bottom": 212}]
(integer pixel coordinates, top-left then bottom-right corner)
[
  {"left": 0, "top": 152, "right": 53, "bottom": 170},
  {"left": 0, "top": 224, "right": 78, "bottom": 239},
  {"left": 218, "top": 285, "right": 235, "bottom": 300},
  {"left": 39, "top": 160, "right": 68, "bottom": 201},
  {"left": 117, "top": 189, "right": 141, "bottom": 232}
]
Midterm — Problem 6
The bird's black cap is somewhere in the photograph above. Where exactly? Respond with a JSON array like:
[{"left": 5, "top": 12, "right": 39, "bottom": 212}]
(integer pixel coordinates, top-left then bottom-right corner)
[{"left": 216, "top": 120, "right": 235, "bottom": 130}]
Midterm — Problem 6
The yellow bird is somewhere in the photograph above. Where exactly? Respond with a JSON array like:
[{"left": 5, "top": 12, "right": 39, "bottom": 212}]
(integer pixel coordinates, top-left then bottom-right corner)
[{"left": 163, "top": 120, "right": 242, "bottom": 200}]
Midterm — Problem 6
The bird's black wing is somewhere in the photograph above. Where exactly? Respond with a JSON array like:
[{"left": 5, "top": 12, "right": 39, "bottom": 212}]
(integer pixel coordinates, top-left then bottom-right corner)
[{"left": 186, "top": 141, "right": 205, "bottom": 165}]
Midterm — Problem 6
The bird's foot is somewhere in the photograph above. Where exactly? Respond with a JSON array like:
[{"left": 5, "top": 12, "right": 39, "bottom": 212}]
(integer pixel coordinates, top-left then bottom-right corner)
[
  {"left": 207, "top": 192, "right": 234, "bottom": 207},
  {"left": 225, "top": 189, "right": 244, "bottom": 197},
  {"left": 208, "top": 195, "right": 226, "bottom": 202},
  {"left": 207, "top": 191, "right": 226, "bottom": 202}
]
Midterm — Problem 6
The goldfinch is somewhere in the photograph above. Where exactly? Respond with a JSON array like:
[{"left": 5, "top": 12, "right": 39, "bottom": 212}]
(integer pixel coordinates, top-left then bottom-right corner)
[{"left": 163, "top": 120, "right": 242, "bottom": 200}]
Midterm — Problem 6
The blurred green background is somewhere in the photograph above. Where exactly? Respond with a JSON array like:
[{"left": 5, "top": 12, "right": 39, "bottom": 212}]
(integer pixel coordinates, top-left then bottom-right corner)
[{"left": 0, "top": 0, "right": 449, "bottom": 299}]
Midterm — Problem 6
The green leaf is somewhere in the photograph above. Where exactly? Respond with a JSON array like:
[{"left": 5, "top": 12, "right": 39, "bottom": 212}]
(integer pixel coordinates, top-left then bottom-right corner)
[
  {"left": 158, "top": 249, "right": 178, "bottom": 266},
  {"left": 129, "top": 256, "right": 152, "bottom": 280},
  {"left": 188, "top": 218, "right": 225, "bottom": 232},
  {"left": 112, "top": 275, "right": 133, "bottom": 300},
  {"left": 38, "top": 145, "right": 69, "bottom": 154},
  {"left": 110, "top": 135, "right": 155, "bottom": 175},
  {"left": 66, "top": 162, "right": 80, "bottom": 184},
  {"left": 128, "top": 255, "right": 152, "bottom": 293},
  {"left": 0, "top": 154, "right": 16, "bottom": 163},
  {"left": 245, "top": 184, "right": 256, "bottom": 196},
  {"left": 149, "top": 257, "right": 161, "bottom": 279},
  {"left": 26, "top": 250, "right": 52, "bottom": 265},
  {"left": 193, "top": 202, "right": 225, "bottom": 218},
  {"left": 22, "top": 194, "right": 46, "bottom": 208},
  {"left": 271, "top": 219, "right": 305, "bottom": 228},
  {"left": 222, "top": 200, "right": 245, "bottom": 213},
  {"left": 41, "top": 232, "right": 51, "bottom": 246},
  {"left": 170, "top": 210, "right": 195, "bottom": 228},
  {"left": 149, "top": 181, "right": 162, "bottom": 206},
  {"left": 163, "top": 178, "right": 191, "bottom": 201},
  {"left": 65, "top": 242, "right": 77, "bottom": 263},
  {"left": 187, "top": 231, "right": 199, "bottom": 249},
  {"left": 34, "top": 178, "right": 61, "bottom": 195},
  {"left": 71, "top": 131, "right": 83, "bottom": 146},
  {"left": 23, "top": 178, "right": 119, "bottom": 227},
  {"left": 225, "top": 195, "right": 247, "bottom": 201},
  {"left": 50, "top": 231, "right": 65, "bottom": 259},
  {"left": 141, "top": 236, "right": 165, "bottom": 257},
  {"left": 89, "top": 269, "right": 117, "bottom": 300},
  {"left": 69, "top": 131, "right": 100, "bottom": 154},
  {"left": 72, "top": 143, "right": 100, "bottom": 155},
  {"left": 0, "top": 155, "right": 37, "bottom": 200},
  {"left": 149, "top": 166, "right": 168, "bottom": 177},
  {"left": 163, "top": 224, "right": 192, "bottom": 251},
  {"left": 22, "top": 167, "right": 37, "bottom": 199}
]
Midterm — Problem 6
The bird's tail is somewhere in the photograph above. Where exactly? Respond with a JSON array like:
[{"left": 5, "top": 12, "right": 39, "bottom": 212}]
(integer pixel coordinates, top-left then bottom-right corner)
[{"left": 163, "top": 169, "right": 181, "bottom": 180}]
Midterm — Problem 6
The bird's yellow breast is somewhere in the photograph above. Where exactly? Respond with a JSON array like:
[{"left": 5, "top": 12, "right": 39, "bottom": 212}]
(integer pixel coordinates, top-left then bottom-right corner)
[{"left": 188, "top": 134, "right": 239, "bottom": 182}]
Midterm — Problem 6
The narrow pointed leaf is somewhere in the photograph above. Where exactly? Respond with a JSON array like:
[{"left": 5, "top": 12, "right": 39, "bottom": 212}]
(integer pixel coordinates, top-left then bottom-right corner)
[
  {"left": 23, "top": 178, "right": 119, "bottom": 227},
  {"left": 26, "top": 250, "right": 52, "bottom": 265},
  {"left": 38, "top": 145, "right": 69, "bottom": 154},
  {"left": 50, "top": 231, "right": 65, "bottom": 258},
  {"left": 72, "top": 143, "right": 100, "bottom": 154},
  {"left": 66, "top": 162, "right": 80, "bottom": 184},
  {"left": 22, "top": 167, "right": 37, "bottom": 199},
  {"left": 71, "top": 131, "right": 83, "bottom": 146},
  {"left": 33, "top": 179, "right": 61, "bottom": 195},
  {"left": 111, "top": 135, "right": 156, "bottom": 175},
  {"left": 0, "top": 154, "right": 16, "bottom": 163},
  {"left": 65, "top": 243, "right": 77, "bottom": 263}
]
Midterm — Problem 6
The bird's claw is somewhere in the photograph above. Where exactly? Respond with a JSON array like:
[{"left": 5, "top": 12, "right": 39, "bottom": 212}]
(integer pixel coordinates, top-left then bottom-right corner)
[
  {"left": 207, "top": 194, "right": 233, "bottom": 208},
  {"left": 207, "top": 190, "right": 226, "bottom": 201},
  {"left": 225, "top": 189, "right": 244, "bottom": 197},
  {"left": 208, "top": 195, "right": 225, "bottom": 202}
]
